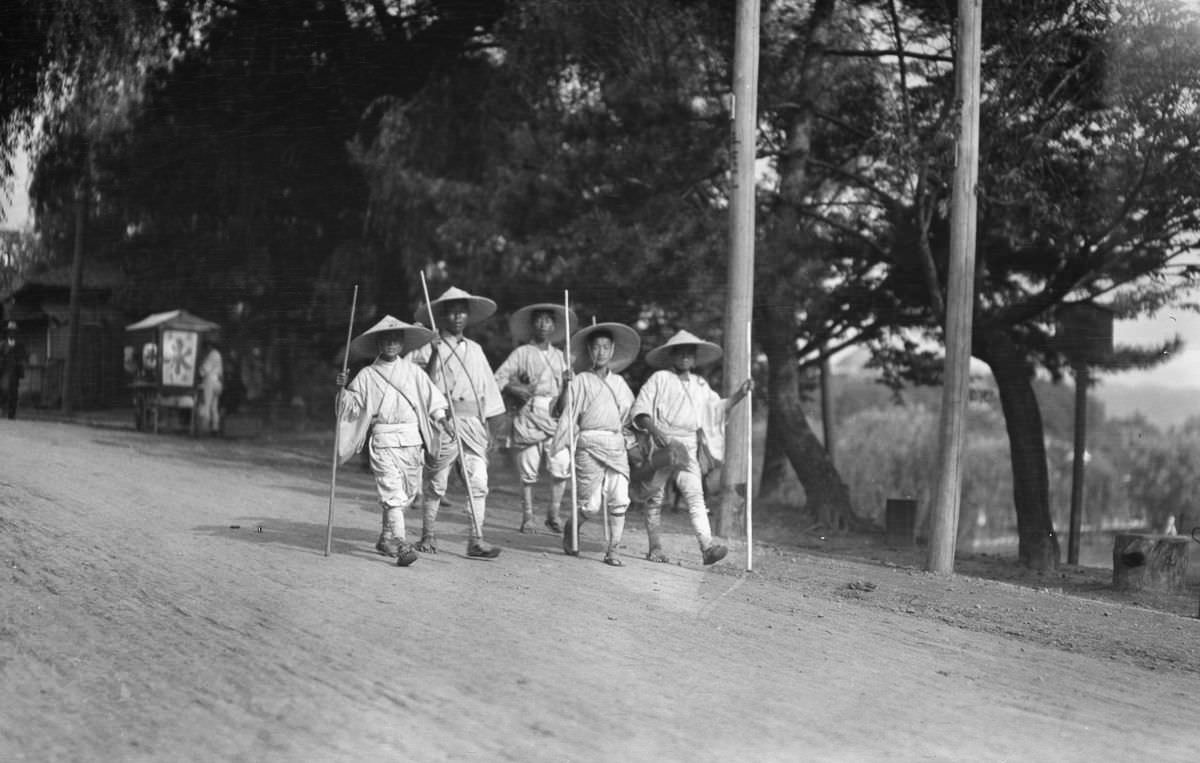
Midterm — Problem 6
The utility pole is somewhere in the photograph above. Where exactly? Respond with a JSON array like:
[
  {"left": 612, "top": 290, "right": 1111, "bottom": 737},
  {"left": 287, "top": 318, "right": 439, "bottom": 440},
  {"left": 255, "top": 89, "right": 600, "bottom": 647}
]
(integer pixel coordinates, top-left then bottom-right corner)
[
  {"left": 717, "top": 0, "right": 760, "bottom": 539},
  {"left": 927, "top": 0, "right": 982, "bottom": 574}
]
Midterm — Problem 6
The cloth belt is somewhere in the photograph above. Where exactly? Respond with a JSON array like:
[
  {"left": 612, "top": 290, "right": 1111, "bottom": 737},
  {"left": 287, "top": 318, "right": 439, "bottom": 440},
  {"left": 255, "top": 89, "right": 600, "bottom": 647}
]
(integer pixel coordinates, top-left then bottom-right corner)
[{"left": 372, "top": 422, "right": 420, "bottom": 437}]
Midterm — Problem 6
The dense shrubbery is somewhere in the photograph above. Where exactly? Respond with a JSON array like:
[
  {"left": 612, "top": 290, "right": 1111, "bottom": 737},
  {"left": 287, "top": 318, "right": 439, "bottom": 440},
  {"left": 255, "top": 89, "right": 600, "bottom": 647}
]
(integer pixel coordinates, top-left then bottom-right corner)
[{"left": 813, "top": 375, "right": 1136, "bottom": 544}]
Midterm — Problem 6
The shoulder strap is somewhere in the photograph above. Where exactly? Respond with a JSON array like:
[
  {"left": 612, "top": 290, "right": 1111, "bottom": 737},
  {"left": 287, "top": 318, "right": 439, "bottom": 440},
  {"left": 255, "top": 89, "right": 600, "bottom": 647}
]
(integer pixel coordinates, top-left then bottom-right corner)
[
  {"left": 370, "top": 366, "right": 420, "bottom": 415},
  {"left": 440, "top": 339, "right": 487, "bottom": 419}
]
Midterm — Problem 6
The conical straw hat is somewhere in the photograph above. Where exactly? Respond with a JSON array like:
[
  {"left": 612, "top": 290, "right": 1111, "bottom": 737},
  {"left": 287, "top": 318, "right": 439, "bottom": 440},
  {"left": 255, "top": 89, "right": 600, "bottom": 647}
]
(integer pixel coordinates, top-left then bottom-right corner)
[
  {"left": 349, "top": 315, "right": 436, "bottom": 360},
  {"left": 569, "top": 322, "right": 641, "bottom": 373},
  {"left": 644, "top": 329, "right": 723, "bottom": 370},
  {"left": 509, "top": 303, "right": 580, "bottom": 345},
  {"left": 414, "top": 286, "right": 497, "bottom": 330}
]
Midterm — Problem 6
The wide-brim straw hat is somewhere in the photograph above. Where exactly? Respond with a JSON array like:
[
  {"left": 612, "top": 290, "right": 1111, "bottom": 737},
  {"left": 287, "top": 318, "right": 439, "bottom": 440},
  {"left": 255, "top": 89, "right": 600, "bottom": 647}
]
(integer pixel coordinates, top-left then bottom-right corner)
[
  {"left": 570, "top": 322, "right": 641, "bottom": 374},
  {"left": 414, "top": 286, "right": 497, "bottom": 330},
  {"left": 644, "top": 329, "right": 723, "bottom": 370},
  {"left": 349, "top": 315, "right": 436, "bottom": 360},
  {"left": 509, "top": 303, "right": 580, "bottom": 345}
]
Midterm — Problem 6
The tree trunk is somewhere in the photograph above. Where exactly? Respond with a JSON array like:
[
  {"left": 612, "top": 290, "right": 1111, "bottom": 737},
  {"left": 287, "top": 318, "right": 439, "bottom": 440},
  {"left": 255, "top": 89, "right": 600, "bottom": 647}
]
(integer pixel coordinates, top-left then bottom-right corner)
[
  {"left": 976, "top": 328, "right": 1060, "bottom": 569},
  {"left": 752, "top": 282, "right": 854, "bottom": 533},
  {"left": 758, "top": 408, "right": 793, "bottom": 494},
  {"left": 61, "top": 178, "right": 86, "bottom": 414}
]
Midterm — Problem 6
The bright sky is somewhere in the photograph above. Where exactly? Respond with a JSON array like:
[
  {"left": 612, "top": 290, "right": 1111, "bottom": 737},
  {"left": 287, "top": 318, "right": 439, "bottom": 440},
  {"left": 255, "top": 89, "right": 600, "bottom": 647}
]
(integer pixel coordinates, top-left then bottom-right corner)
[
  {"left": 0, "top": 147, "right": 30, "bottom": 230},
  {"left": 1110, "top": 306, "right": 1200, "bottom": 389}
]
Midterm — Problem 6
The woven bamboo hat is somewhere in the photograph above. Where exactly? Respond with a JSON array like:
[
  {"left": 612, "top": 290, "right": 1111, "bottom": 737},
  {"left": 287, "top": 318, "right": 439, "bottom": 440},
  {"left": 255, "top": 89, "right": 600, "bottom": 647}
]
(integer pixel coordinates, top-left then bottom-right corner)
[
  {"left": 570, "top": 322, "right": 641, "bottom": 373},
  {"left": 644, "top": 329, "right": 723, "bottom": 370},
  {"left": 349, "top": 315, "right": 436, "bottom": 360},
  {"left": 509, "top": 303, "right": 579, "bottom": 345},
  {"left": 415, "top": 285, "right": 497, "bottom": 329}
]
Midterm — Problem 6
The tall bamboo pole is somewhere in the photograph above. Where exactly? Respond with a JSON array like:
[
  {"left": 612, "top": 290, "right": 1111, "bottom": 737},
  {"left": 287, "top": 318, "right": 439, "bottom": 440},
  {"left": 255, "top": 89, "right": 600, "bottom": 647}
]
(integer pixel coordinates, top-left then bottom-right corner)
[
  {"left": 927, "top": 0, "right": 982, "bottom": 574},
  {"left": 564, "top": 290, "right": 579, "bottom": 554},
  {"left": 325, "top": 285, "right": 358, "bottom": 556},
  {"left": 718, "top": 0, "right": 760, "bottom": 539},
  {"left": 745, "top": 320, "right": 754, "bottom": 572}
]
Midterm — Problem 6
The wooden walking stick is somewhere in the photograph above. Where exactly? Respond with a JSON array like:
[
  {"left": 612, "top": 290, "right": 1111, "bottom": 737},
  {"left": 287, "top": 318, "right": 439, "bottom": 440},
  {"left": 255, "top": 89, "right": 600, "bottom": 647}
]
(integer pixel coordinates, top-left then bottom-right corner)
[
  {"left": 564, "top": 290, "right": 579, "bottom": 554},
  {"left": 419, "top": 271, "right": 484, "bottom": 542},
  {"left": 745, "top": 319, "right": 754, "bottom": 572},
  {"left": 325, "top": 284, "right": 359, "bottom": 557}
]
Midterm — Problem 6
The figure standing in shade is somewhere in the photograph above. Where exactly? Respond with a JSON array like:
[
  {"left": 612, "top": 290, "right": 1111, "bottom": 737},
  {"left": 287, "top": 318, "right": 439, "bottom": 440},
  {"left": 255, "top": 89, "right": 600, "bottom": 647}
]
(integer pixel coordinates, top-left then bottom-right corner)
[
  {"left": 196, "top": 339, "right": 224, "bottom": 435},
  {"left": 0, "top": 321, "right": 28, "bottom": 420},
  {"left": 551, "top": 322, "right": 641, "bottom": 567},
  {"left": 410, "top": 286, "right": 507, "bottom": 559},
  {"left": 494, "top": 302, "right": 577, "bottom": 534}
]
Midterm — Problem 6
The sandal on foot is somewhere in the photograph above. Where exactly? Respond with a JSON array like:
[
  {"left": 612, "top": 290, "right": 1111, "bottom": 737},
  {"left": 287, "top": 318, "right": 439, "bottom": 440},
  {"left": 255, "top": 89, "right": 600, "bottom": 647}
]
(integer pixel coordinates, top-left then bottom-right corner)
[
  {"left": 467, "top": 542, "right": 501, "bottom": 559},
  {"left": 519, "top": 513, "right": 535, "bottom": 533},
  {"left": 603, "top": 552, "right": 623, "bottom": 567},
  {"left": 545, "top": 517, "right": 563, "bottom": 534},
  {"left": 416, "top": 534, "right": 438, "bottom": 554},
  {"left": 395, "top": 544, "right": 419, "bottom": 567},
  {"left": 646, "top": 547, "right": 670, "bottom": 564},
  {"left": 375, "top": 536, "right": 401, "bottom": 558},
  {"left": 702, "top": 543, "right": 728, "bottom": 566}
]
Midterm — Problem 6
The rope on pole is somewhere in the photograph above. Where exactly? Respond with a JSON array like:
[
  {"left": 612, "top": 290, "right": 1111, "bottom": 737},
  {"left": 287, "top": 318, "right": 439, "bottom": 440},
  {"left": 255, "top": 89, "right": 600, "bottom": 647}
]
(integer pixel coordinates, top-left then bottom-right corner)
[{"left": 326, "top": 284, "right": 358, "bottom": 557}]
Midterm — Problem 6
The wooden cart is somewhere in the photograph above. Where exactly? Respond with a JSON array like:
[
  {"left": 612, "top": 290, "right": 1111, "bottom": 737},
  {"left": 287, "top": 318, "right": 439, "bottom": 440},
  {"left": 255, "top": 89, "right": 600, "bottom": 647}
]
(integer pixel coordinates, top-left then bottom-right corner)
[{"left": 123, "top": 309, "right": 221, "bottom": 435}]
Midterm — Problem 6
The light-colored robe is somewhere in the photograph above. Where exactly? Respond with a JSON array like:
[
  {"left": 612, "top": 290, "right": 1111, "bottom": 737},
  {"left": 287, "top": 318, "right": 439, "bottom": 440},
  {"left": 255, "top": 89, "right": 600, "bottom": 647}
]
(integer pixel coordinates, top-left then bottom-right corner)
[
  {"left": 337, "top": 356, "right": 448, "bottom": 465},
  {"left": 551, "top": 370, "right": 635, "bottom": 476},
  {"left": 631, "top": 370, "right": 727, "bottom": 461},
  {"left": 494, "top": 343, "right": 568, "bottom": 446},
  {"left": 410, "top": 335, "right": 505, "bottom": 456}
]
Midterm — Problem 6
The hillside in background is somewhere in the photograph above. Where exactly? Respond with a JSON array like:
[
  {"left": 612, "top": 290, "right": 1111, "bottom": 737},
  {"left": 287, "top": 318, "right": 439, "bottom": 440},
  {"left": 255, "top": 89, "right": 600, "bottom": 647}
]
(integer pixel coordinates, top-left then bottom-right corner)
[{"left": 1092, "top": 381, "right": 1200, "bottom": 430}]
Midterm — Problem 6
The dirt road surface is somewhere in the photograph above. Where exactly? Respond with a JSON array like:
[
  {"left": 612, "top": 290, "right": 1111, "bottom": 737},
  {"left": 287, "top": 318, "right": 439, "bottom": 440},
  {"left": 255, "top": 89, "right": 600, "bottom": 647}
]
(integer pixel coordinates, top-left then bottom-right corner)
[{"left": 2, "top": 418, "right": 1198, "bottom": 761}]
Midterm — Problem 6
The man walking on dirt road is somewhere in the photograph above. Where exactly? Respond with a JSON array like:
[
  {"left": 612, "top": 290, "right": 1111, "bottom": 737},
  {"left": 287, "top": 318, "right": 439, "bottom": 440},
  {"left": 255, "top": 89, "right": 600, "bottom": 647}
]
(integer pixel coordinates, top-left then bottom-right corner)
[
  {"left": 411, "top": 286, "right": 507, "bottom": 559},
  {"left": 551, "top": 322, "right": 640, "bottom": 566},
  {"left": 335, "top": 316, "right": 449, "bottom": 567},
  {"left": 494, "top": 302, "right": 576, "bottom": 534},
  {"left": 631, "top": 330, "right": 751, "bottom": 566}
]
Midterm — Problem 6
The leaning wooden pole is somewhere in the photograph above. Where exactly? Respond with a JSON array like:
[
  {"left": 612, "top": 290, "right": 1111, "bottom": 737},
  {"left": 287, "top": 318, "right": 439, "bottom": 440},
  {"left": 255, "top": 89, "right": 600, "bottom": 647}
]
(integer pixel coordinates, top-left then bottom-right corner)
[
  {"left": 325, "top": 284, "right": 359, "bottom": 557},
  {"left": 927, "top": 0, "right": 982, "bottom": 574},
  {"left": 717, "top": 0, "right": 760, "bottom": 539}
]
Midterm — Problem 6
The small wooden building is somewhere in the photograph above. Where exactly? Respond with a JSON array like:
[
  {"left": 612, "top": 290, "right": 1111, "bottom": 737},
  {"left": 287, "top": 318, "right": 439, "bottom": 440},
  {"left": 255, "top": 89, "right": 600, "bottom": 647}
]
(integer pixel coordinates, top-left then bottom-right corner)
[{"left": 0, "top": 264, "right": 126, "bottom": 409}]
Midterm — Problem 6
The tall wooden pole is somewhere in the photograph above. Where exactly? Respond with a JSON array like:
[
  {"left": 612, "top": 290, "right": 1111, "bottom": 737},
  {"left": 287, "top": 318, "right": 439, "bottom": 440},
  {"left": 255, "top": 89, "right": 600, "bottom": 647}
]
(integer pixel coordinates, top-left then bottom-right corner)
[
  {"left": 717, "top": 0, "right": 760, "bottom": 539},
  {"left": 1067, "top": 362, "right": 1088, "bottom": 565},
  {"left": 820, "top": 351, "right": 835, "bottom": 467},
  {"left": 325, "top": 285, "right": 358, "bottom": 557},
  {"left": 927, "top": 0, "right": 982, "bottom": 574}
]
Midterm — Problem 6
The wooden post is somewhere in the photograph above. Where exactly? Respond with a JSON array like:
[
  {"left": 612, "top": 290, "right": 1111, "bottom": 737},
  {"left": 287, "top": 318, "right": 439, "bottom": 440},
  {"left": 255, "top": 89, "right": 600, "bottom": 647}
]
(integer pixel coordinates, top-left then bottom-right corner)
[
  {"left": 927, "top": 0, "right": 982, "bottom": 574},
  {"left": 1067, "top": 362, "right": 1088, "bottom": 565},
  {"left": 717, "top": 0, "right": 760, "bottom": 539},
  {"left": 820, "top": 351, "right": 835, "bottom": 467},
  {"left": 1112, "top": 533, "right": 1189, "bottom": 592},
  {"left": 886, "top": 498, "right": 917, "bottom": 548}
]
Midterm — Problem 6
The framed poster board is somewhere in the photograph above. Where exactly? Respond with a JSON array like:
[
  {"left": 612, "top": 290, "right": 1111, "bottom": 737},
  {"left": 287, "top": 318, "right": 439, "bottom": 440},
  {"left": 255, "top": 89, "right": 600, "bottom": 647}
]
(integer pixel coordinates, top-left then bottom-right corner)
[{"left": 160, "top": 329, "right": 199, "bottom": 388}]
